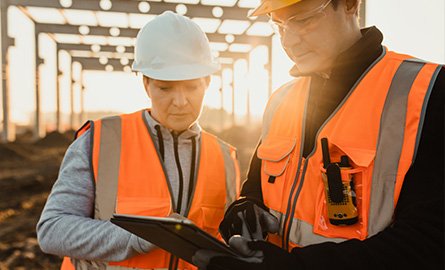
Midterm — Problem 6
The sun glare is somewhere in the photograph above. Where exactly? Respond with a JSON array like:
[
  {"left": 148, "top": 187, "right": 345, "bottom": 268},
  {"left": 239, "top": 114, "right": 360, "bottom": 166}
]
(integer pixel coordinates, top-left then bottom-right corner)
[
  {"left": 2, "top": 1, "right": 444, "bottom": 136},
  {"left": 4, "top": 1, "right": 293, "bottom": 130}
]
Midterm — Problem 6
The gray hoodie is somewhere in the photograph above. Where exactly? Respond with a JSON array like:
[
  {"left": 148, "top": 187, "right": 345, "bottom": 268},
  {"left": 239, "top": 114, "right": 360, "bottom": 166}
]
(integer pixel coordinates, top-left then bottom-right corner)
[{"left": 36, "top": 111, "right": 220, "bottom": 262}]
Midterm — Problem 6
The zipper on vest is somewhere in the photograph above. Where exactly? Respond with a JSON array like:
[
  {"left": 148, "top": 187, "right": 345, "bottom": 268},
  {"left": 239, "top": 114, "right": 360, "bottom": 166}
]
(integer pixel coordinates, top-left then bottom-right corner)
[
  {"left": 155, "top": 125, "right": 165, "bottom": 161},
  {"left": 284, "top": 158, "right": 309, "bottom": 250},
  {"left": 172, "top": 132, "right": 184, "bottom": 214},
  {"left": 185, "top": 136, "right": 197, "bottom": 215},
  {"left": 281, "top": 155, "right": 306, "bottom": 251},
  {"left": 281, "top": 92, "right": 310, "bottom": 251}
]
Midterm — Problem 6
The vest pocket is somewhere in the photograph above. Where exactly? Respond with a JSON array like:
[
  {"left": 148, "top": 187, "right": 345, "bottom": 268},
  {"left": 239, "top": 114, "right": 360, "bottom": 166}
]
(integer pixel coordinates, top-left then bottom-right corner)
[
  {"left": 313, "top": 143, "right": 375, "bottom": 240},
  {"left": 115, "top": 197, "right": 172, "bottom": 217},
  {"left": 258, "top": 137, "right": 296, "bottom": 177},
  {"left": 258, "top": 137, "right": 297, "bottom": 211}
]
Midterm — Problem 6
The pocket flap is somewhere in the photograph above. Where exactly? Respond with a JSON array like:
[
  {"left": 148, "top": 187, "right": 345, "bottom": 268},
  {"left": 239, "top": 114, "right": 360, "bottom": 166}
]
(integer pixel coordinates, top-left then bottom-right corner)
[
  {"left": 257, "top": 137, "right": 296, "bottom": 161},
  {"left": 333, "top": 144, "right": 376, "bottom": 168},
  {"left": 257, "top": 137, "right": 296, "bottom": 177}
]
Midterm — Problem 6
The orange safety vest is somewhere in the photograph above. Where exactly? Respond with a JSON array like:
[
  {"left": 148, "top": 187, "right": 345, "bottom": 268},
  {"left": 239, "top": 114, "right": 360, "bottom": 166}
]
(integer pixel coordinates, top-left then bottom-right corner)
[
  {"left": 258, "top": 49, "right": 442, "bottom": 250},
  {"left": 61, "top": 110, "right": 240, "bottom": 270}
]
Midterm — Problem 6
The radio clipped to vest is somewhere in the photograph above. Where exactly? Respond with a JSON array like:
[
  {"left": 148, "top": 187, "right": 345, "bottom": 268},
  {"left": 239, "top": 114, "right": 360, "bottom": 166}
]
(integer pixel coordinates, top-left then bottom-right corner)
[{"left": 320, "top": 138, "right": 358, "bottom": 226}]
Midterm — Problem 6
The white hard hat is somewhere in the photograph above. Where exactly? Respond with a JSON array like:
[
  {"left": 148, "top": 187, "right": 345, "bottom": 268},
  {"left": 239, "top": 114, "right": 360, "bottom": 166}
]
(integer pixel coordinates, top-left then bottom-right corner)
[{"left": 132, "top": 11, "right": 219, "bottom": 81}]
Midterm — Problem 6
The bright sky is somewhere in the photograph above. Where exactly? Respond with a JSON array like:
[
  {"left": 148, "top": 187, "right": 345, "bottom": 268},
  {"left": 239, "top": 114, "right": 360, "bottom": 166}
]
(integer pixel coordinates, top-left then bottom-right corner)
[
  {"left": 365, "top": 0, "right": 445, "bottom": 64},
  {"left": 3, "top": 1, "right": 444, "bottom": 130}
]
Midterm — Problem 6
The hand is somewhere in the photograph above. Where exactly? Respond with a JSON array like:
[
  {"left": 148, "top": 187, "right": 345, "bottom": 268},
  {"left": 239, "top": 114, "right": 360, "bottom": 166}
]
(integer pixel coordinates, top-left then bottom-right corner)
[
  {"left": 193, "top": 239, "right": 299, "bottom": 270},
  {"left": 219, "top": 197, "right": 279, "bottom": 243}
]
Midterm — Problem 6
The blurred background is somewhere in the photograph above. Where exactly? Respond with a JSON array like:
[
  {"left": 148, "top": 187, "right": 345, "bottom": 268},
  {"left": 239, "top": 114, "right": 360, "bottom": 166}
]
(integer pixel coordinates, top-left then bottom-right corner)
[{"left": 0, "top": 0, "right": 443, "bottom": 269}]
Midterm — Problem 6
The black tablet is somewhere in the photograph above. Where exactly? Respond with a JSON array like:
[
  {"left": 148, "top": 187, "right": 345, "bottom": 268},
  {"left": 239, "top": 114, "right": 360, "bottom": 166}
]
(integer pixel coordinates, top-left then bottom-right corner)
[{"left": 110, "top": 213, "right": 242, "bottom": 265}]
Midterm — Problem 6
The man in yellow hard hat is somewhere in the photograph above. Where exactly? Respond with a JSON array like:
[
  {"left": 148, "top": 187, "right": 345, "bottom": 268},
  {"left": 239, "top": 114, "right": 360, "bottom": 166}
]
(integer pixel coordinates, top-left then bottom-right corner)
[
  {"left": 194, "top": 0, "right": 444, "bottom": 269},
  {"left": 37, "top": 11, "right": 240, "bottom": 270}
]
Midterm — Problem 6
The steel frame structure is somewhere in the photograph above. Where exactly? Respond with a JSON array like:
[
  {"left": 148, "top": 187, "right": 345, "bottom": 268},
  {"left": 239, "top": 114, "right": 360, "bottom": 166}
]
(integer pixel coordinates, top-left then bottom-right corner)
[{"left": 1, "top": 0, "right": 366, "bottom": 142}]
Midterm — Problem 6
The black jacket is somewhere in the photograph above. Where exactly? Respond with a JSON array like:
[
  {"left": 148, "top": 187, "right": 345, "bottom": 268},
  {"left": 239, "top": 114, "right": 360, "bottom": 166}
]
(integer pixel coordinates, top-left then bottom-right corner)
[{"left": 240, "top": 27, "right": 444, "bottom": 269}]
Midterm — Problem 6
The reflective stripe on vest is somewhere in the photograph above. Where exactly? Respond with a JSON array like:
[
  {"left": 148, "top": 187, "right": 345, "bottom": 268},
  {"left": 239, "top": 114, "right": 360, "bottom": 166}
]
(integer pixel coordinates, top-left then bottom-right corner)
[
  {"left": 259, "top": 50, "right": 442, "bottom": 247},
  {"left": 62, "top": 110, "right": 239, "bottom": 270}
]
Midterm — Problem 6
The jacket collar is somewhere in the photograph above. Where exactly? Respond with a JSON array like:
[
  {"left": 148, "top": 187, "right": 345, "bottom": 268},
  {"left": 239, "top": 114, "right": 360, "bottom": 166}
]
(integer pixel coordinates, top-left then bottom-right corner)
[{"left": 144, "top": 110, "right": 201, "bottom": 140}]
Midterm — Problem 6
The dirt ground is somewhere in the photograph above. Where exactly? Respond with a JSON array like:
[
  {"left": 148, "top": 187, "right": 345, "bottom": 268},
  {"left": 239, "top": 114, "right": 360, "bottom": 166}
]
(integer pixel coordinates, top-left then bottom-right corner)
[{"left": 0, "top": 125, "right": 260, "bottom": 270}]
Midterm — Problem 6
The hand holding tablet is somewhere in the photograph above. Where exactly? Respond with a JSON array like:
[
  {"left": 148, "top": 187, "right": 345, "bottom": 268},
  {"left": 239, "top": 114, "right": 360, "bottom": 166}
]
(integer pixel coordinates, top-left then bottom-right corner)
[{"left": 110, "top": 213, "right": 246, "bottom": 265}]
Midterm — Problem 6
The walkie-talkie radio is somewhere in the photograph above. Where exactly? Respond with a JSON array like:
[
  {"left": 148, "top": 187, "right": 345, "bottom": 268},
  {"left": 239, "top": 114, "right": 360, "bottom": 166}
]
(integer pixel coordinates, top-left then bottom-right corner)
[{"left": 321, "top": 138, "right": 358, "bottom": 226}]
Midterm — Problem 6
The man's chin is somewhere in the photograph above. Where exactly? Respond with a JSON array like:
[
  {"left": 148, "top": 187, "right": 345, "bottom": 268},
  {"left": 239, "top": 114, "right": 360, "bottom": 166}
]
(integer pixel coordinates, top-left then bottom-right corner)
[
  {"left": 289, "top": 63, "right": 319, "bottom": 77},
  {"left": 289, "top": 59, "right": 332, "bottom": 77}
]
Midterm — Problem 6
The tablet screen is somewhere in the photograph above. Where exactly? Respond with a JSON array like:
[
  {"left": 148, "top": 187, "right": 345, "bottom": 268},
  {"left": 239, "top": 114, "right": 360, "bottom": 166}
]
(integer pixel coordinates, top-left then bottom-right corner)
[{"left": 110, "top": 214, "right": 241, "bottom": 265}]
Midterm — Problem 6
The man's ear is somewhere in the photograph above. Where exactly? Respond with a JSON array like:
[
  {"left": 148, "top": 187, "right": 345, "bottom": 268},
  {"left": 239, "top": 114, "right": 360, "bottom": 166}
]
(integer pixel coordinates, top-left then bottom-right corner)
[
  {"left": 344, "top": 0, "right": 361, "bottom": 15},
  {"left": 143, "top": 76, "right": 151, "bottom": 97}
]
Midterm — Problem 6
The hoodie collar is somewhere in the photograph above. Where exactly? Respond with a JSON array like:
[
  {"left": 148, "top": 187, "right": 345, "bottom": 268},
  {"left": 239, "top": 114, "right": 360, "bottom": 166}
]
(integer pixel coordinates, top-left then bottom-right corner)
[{"left": 144, "top": 110, "right": 201, "bottom": 140}]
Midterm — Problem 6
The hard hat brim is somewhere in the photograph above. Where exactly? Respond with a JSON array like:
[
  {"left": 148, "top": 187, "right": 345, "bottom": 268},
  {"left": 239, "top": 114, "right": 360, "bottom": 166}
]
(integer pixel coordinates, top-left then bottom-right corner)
[
  {"left": 133, "top": 63, "right": 220, "bottom": 81},
  {"left": 249, "top": 0, "right": 303, "bottom": 17}
]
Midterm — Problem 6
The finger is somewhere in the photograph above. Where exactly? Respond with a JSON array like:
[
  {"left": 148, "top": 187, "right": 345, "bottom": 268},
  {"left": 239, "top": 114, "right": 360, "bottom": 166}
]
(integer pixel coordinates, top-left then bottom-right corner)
[
  {"left": 220, "top": 207, "right": 245, "bottom": 243},
  {"left": 231, "top": 213, "right": 243, "bottom": 237},
  {"left": 239, "top": 211, "right": 262, "bottom": 240},
  {"left": 242, "top": 207, "right": 264, "bottom": 240},
  {"left": 251, "top": 207, "right": 264, "bottom": 240},
  {"left": 256, "top": 206, "right": 279, "bottom": 234},
  {"left": 238, "top": 212, "right": 253, "bottom": 240},
  {"left": 261, "top": 213, "right": 279, "bottom": 234},
  {"left": 228, "top": 235, "right": 264, "bottom": 258},
  {"left": 245, "top": 203, "right": 257, "bottom": 234}
]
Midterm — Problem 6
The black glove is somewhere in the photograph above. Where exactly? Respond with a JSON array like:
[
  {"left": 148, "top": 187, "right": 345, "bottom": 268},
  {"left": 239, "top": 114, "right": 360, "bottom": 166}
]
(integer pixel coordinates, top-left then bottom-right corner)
[
  {"left": 219, "top": 197, "right": 279, "bottom": 243},
  {"left": 206, "top": 240, "right": 302, "bottom": 270}
]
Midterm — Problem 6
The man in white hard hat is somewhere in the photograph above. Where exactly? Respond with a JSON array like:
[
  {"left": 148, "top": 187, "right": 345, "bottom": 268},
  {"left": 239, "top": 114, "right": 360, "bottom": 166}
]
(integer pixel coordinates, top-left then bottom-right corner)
[
  {"left": 37, "top": 11, "right": 240, "bottom": 270},
  {"left": 194, "top": 0, "right": 444, "bottom": 269}
]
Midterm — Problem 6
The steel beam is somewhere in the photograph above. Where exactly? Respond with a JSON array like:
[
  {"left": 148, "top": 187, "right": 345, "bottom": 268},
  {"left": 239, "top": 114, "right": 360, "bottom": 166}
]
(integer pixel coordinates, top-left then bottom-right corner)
[
  {"left": 59, "top": 43, "right": 134, "bottom": 53},
  {"left": 69, "top": 51, "right": 249, "bottom": 72},
  {"left": 1, "top": 0, "right": 15, "bottom": 142},
  {"left": 218, "top": 51, "right": 249, "bottom": 60},
  {"left": 9, "top": 0, "right": 267, "bottom": 22},
  {"left": 55, "top": 44, "right": 62, "bottom": 132},
  {"left": 34, "top": 33, "right": 45, "bottom": 140},
  {"left": 72, "top": 56, "right": 127, "bottom": 71},
  {"left": 60, "top": 43, "right": 248, "bottom": 59},
  {"left": 35, "top": 23, "right": 271, "bottom": 46},
  {"left": 69, "top": 62, "right": 74, "bottom": 130},
  {"left": 79, "top": 71, "right": 84, "bottom": 125}
]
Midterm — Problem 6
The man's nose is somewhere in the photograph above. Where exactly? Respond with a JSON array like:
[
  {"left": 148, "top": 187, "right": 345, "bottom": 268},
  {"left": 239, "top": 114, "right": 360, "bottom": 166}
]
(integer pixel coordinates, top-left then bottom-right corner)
[{"left": 281, "top": 30, "right": 302, "bottom": 48}]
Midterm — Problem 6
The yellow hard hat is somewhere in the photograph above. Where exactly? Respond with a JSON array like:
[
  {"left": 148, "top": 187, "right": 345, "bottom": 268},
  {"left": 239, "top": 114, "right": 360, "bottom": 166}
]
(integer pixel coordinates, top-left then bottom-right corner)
[{"left": 250, "top": 0, "right": 303, "bottom": 17}]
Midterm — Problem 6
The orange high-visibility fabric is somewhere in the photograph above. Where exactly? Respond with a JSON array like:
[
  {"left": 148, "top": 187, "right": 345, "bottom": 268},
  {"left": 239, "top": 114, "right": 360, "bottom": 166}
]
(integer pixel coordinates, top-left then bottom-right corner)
[
  {"left": 259, "top": 51, "right": 440, "bottom": 245},
  {"left": 60, "top": 257, "right": 75, "bottom": 270},
  {"left": 62, "top": 110, "right": 232, "bottom": 270}
]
